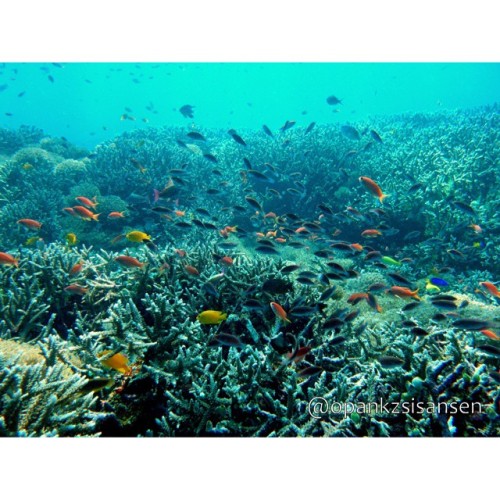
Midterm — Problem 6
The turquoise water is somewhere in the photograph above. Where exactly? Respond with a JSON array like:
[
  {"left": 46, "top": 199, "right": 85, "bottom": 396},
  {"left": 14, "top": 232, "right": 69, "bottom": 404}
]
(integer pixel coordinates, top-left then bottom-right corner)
[{"left": 1, "top": 63, "right": 499, "bottom": 148}]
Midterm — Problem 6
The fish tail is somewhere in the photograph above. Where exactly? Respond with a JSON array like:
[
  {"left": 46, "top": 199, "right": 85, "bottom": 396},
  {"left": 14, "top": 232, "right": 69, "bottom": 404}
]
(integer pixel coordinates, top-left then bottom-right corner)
[
  {"left": 93, "top": 213, "right": 101, "bottom": 221},
  {"left": 379, "top": 193, "right": 389, "bottom": 204}
]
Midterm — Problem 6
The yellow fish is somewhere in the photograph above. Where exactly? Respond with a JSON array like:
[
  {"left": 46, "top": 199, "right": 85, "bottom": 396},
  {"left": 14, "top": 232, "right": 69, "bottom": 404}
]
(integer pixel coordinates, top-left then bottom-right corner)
[
  {"left": 22, "top": 162, "right": 33, "bottom": 170},
  {"left": 425, "top": 279, "right": 441, "bottom": 293},
  {"left": 126, "top": 230, "right": 151, "bottom": 243},
  {"left": 25, "top": 236, "right": 42, "bottom": 246},
  {"left": 66, "top": 232, "right": 77, "bottom": 246},
  {"left": 99, "top": 351, "right": 132, "bottom": 375},
  {"left": 197, "top": 310, "right": 227, "bottom": 325}
]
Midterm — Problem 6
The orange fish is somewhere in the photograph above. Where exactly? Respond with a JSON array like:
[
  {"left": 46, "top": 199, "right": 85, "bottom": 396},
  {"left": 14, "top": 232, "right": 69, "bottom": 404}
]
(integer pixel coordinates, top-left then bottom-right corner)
[
  {"left": 361, "top": 229, "right": 382, "bottom": 238},
  {"left": 62, "top": 207, "right": 78, "bottom": 217},
  {"left": 275, "top": 237, "right": 287, "bottom": 243},
  {"left": 219, "top": 228, "right": 229, "bottom": 238},
  {"left": 220, "top": 256, "right": 234, "bottom": 266},
  {"left": 64, "top": 284, "right": 88, "bottom": 295},
  {"left": 347, "top": 293, "right": 368, "bottom": 305},
  {"left": 285, "top": 346, "right": 312, "bottom": 364},
  {"left": 108, "top": 211, "right": 126, "bottom": 219},
  {"left": 270, "top": 301, "right": 291, "bottom": 323},
  {"left": 75, "top": 196, "right": 98, "bottom": 209},
  {"left": 185, "top": 265, "right": 200, "bottom": 275},
  {"left": 388, "top": 286, "right": 421, "bottom": 301},
  {"left": 480, "top": 329, "right": 500, "bottom": 341},
  {"left": 295, "top": 227, "right": 308, "bottom": 234},
  {"left": 350, "top": 243, "right": 364, "bottom": 252},
  {"left": 468, "top": 224, "right": 483, "bottom": 234},
  {"left": 225, "top": 225, "right": 238, "bottom": 233},
  {"left": 17, "top": 218, "right": 42, "bottom": 230},
  {"left": 69, "top": 261, "right": 84, "bottom": 275},
  {"left": 174, "top": 210, "right": 185, "bottom": 217},
  {"left": 99, "top": 351, "right": 132, "bottom": 375},
  {"left": 174, "top": 248, "right": 187, "bottom": 258},
  {"left": 0, "top": 251, "right": 18, "bottom": 267},
  {"left": 115, "top": 255, "right": 145, "bottom": 268},
  {"left": 359, "top": 176, "right": 388, "bottom": 203},
  {"left": 73, "top": 206, "right": 100, "bottom": 221},
  {"left": 479, "top": 281, "right": 500, "bottom": 298}
]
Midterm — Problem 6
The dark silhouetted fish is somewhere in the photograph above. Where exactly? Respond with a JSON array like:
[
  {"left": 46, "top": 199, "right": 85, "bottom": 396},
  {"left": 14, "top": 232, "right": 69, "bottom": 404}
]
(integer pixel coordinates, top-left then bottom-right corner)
[
  {"left": 255, "top": 246, "right": 279, "bottom": 255},
  {"left": 341, "top": 125, "right": 360, "bottom": 140},
  {"left": 305, "top": 122, "right": 316, "bottom": 134},
  {"left": 244, "top": 196, "right": 262, "bottom": 211},
  {"left": 452, "top": 319, "right": 492, "bottom": 331},
  {"left": 208, "top": 333, "right": 244, "bottom": 348},
  {"left": 452, "top": 201, "right": 475, "bottom": 215},
  {"left": 326, "top": 95, "right": 342, "bottom": 105},
  {"left": 186, "top": 131, "right": 205, "bottom": 141},
  {"left": 228, "top": 130, "right": 247, "bottom": 146},
  {"left": 280, "top": 120, "right": 296, "bottom": 132},
  {"left": 179, "top": 104, "right": 194, "bottom": 118},
  {"left": 203, "top": 153, "right": 218, "bottom": 163},
  {"left": 262, "top": 124, "right": 274, "bottom": 137},
  {"left": 262, "top": 278, "right": 293, "bottom": 294},
  {"left": 476, "top": 344, "right": 500, "bottom": 357},
  {"left": 370, "top": 130, "right": 383, "bottom": 143},
  {"left": 378, "top": 356, "right": 404, "bottom": 368}
]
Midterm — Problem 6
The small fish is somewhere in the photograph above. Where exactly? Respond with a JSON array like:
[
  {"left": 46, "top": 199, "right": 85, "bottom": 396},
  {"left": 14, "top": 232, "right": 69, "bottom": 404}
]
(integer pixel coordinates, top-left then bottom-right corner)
[
  {"left": 404, "top": 230, "right": 421, "bottom": 241},
  {"left": 341, "top": 125, "right": 361, "bottom": 140},
  {"left": 185, "top": 265, "right": 200, "bottom": 275},
  {"left": 381, "top": 256, "right": 401, "bottom": 266},
  {"left": 228, "top": 130, "right": 247, "bottom": 146},
  {"left": 359, "top": 176, "right": 387, "bottom": 203},
  {"left": 65, "top": 232, "right": 77, "bottom": 246},
  {"left": 479, "top": 281, "right": 500, "bottom": 299},
  {"left": 387, "top": 272, "right": 413, "bottom": 287},
  {"left": 296, "top": 365, "right": 323, "bottom": 379},
  {"left": 208, "top": 333, "right": 244, "bottom": 348},
  {"left": 21, "top": 162, "right": 33, "bottom": 170},
  {"left": 430, "top": 277, "right": 449, "bottom": 287},
  {"left": 262, "top": 125, "right": 274, "bottom": 137},
  {"left": 452, "top": 201, "right": 475, "bottom": 215},
  {"left": 126, "top": 230, "right": 151, "bottom": 243},
  {"left": 197, "top": 310, "right": 227, "bottom": 325},
  {"left": 244, "top": 196, "right": 262, "bottom": 211},
  {"left": 186, "top": 131, "right": 205, "bottom": 141},
  {"left": 366, "top": 292, "right": 383, "bottom": 313},
  {"left": 48, "top": 75, "right": 54, "bottom": 83},
  {"left": 370, "top": 130, "right": 383, "bottom": 143},
  {"left": 17, "top": 218, "right": 42, "bottom": 230},
  {"left": 378, "top": 356, "right": 404, "bottom": 368},
  {"left": 179, "top": 104, "right": 195, "bottom": 118},
  {"left": 73, "top": 206, "right": 100, "bottom": 221},
  {"left": 75, "top": 196, "right": 98, "bottom": 208},
  {"left": 361, "top": 229, "right": 382, "bottom": 238},
  {"left": 285, "top": 346, "right": 312, "bottom": 364},
  {"left": 99, "top": 351, "right": 132, "bottom": 375},
  {"left": 326, "top": 95, "right": 342, "bottom": 105},
  {"left": 64, "top": 284, "right": 88, "bottom": 296},
  {"left": 430, "top": 300, "right": 458, "bottom": 310},
  {"left": 69, "top": 261, "right": 84, "bottom": 275},
  {"left": 480, "top": 329, "right": 500, "bottom": 341},
  {"left": 305, "top": 122, "right": 316, "bottom": 134},
  {"left": 114, "top": 255, "right": 145, "bottom": 268},
  {"left": 270, "top": 302, "right": 291, "bottom": 323},
  {"left": 452, "top": 319, "right": 492, "bottom": 331},
  {"left": 388, "top": 286, "right": 421, "bottom": 301},
  {"left": 323, "top": 317, "right": 345, "bottom": 331},
  {"left": 402, "top": 302, "right": 421, "bottom": 312},
  {"left": 411, "top": 327, "right": 429, "bottom": 336},
  {"left": 347, "top": 293, "right": 369, "bottom": 305},
  {"left": 203, "top": 153, "right": 218, "bottom": 163},
  {"left": 0, "top": 251, "right": 18, "bottom": 267},
  {"left": 280, "top": 120, "right": 296, "bottom": 132},
  {"left": 108, "top": 211, "right": 126, "bottom": 219}
]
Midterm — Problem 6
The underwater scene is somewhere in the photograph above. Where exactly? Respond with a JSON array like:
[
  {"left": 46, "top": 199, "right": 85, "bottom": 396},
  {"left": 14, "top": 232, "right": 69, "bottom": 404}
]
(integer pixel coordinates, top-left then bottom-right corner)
[{"left": 0, "top": 62, "right": 499, "bottom": 437}]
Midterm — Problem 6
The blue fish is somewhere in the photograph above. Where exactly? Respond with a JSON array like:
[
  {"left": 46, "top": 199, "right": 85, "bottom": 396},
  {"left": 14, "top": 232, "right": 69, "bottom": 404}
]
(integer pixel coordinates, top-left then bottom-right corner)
[{"left": 430, "top": 277, "right": 449, "bottom": 287}]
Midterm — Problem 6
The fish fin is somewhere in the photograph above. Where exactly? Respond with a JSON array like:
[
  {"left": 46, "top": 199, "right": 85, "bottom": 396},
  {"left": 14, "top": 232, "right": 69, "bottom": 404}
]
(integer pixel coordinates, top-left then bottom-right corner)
[{"left": 379, "top": 193, "right": 389, "bottom": 204}]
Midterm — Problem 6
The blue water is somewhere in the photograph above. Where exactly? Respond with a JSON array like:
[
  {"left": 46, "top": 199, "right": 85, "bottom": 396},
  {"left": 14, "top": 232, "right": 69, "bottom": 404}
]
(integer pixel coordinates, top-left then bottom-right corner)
[{"left": 1, "top": 63, "right": 499, "bottom": 149}]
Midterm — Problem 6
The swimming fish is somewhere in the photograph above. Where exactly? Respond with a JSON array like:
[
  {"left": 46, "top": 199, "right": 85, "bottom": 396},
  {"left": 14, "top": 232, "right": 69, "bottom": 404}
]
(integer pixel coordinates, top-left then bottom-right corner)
[
  {"left": 479, "top": 281, "right": 500, "bottom": 298},
  {"left": 0, "top": 251, "right": 18, "bottom": 267},
  {"left": 108, "top": 211, "right": 126, "bottom": 219},
  {"left": 326, "top": 95, "right": 342, "bottom": 105},
  {"left": 270, "top": 301, "right": 291, "bottom": 323},
  {"left": 73, "top": 206, "right": 100, "bottom": 221},
  {"left": 75, "top": 196, "right": 98, "bottom": 209},
  {"left": 341, "top": 125, "right": 360, "bottom": 140},
  {"left": 114, "top": 255, "right": 145, "bottom": 268},
  {"left": 99, "top": 351, "right": 132, "bottom": 375},
  {"left": 17, "top": 218, "right": 42, "bottom": 230},
  {"left": 64, "top": 284, "right": 89, "bottom": 296},
  {"left": 359, "top": 176, "right": 388, "bottom": 203},
  {"left": 197, "top": 310, "right": 227, "bottom": 325},
  {"left": 262, "top": 124, "right": 274, "bottom": 137},
  {"left": 65, "top": 232, "right": 77, "bottom": 246},
  {"left": 126, "top": 230, "right": 151, "bottom": 243},
  {"left": 179, "top": 104, "right": 194, "bottom": 118},
  {"left": 388, "top": 286, "right": 421, "bottom": 301}
]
